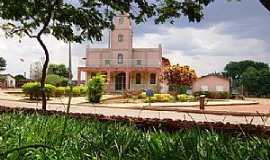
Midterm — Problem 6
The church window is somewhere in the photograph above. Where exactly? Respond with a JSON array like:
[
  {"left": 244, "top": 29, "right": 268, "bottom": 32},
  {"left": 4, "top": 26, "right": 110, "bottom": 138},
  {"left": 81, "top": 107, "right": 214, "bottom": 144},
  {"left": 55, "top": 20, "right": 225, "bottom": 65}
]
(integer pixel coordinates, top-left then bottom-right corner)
[{"left": 118, "top": 54, "right": 124, "bottom": 64}]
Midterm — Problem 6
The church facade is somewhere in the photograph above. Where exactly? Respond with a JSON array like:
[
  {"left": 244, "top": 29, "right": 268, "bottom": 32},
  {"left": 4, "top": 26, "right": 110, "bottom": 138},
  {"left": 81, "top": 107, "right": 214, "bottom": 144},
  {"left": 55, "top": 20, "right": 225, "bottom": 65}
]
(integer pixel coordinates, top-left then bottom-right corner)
[{"left": 77, "top": 14, "right": 162, "bottom": 93}]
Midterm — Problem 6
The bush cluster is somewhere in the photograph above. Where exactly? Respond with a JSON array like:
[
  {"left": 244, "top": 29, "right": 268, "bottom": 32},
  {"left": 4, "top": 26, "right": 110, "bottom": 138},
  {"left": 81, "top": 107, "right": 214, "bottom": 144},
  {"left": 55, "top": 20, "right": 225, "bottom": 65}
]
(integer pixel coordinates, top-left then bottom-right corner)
[
  {"left": 193, "top": 91, "right": 229, "bottom": 99},
  {"left": 140, "top": 92, "right": 196, "bottom": 103},
  {"left": 22, "top": 82, "right": 87, "bottom": 99},
  {"left": 86, "top": 74, "right": 105, "bottom": 103},
  {"left": 45, "top": 74, "right": 68, "bottom": 87},
  {"left": 22, "top": 82, "right": 56, "bottom": 100},
  {"left": 177, "top": 94, "right": 196, "bottom": 102}
]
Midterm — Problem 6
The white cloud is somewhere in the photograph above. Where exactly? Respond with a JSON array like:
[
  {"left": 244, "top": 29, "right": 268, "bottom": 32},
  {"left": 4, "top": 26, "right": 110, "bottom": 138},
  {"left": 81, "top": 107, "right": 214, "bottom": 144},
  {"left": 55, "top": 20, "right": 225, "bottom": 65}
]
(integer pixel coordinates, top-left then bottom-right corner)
[
  {"left": 133, "top": 22, "right": 270, "bottom": 76},
  {"left": 0, "top": 22, "right": 269, "bottom": 79}
]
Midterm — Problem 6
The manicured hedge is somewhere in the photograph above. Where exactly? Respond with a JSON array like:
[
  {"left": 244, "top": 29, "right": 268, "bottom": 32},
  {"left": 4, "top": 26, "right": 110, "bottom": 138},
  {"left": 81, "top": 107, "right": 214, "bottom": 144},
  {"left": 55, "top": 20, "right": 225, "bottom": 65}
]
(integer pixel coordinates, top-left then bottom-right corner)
[
  {"left": 177, "top": 94, "right": 196, "bottom": 102},
  {"left": 22, "top": 82, "right": 56, "bottom": 100},
  {"left": 140, "top": 92, "right": 196, "bottom": 103},
  {"left": 194, "top": 91, "right": 229, "bottom": 99},
  {"left": 22, "top": 82, "right": 87, "bottom": 99}
]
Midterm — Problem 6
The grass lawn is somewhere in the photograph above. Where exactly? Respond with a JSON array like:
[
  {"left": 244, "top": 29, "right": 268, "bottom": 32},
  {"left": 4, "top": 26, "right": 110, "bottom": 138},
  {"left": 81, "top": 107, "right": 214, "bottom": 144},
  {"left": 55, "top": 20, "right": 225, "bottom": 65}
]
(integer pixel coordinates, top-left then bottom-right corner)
[{"left": 0, "top": 113, "right": 269, "bottom": 159}]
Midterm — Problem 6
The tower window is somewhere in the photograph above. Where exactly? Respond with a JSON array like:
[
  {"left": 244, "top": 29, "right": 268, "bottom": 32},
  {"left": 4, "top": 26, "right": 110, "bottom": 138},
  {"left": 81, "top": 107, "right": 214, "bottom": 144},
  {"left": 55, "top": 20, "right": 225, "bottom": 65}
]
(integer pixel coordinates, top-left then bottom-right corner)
[
  {"left": 119, "top": 17, "right": 124, "bottom": 24},
  {"left": 118, "top": 34, "right": 124, "bottom": 42},
  {"left": 117, "top": 54, "right": 124, "bottom": 64}
]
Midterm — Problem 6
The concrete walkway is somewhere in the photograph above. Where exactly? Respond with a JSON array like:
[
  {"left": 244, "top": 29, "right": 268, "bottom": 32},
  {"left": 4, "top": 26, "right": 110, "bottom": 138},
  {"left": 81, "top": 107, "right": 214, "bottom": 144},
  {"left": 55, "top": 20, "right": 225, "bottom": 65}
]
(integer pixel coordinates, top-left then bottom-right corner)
[{"left": 0, "top": 99, "right": 269, "bottom": 126}]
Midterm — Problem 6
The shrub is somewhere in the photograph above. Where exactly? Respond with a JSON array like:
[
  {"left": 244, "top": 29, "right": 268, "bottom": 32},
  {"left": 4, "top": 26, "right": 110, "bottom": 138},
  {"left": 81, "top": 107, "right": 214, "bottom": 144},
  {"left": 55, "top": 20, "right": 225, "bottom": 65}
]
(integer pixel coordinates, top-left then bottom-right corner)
[
  {"left": 154, "top": 94, "right": 174, "bottom": 102},
  {"left": 22, "top": 82, "right": 56, "bottom": 100},
  {"left": 194, "top": 91, "right": 229, "bottom": 99},
  {"left": 72, "top": 86, "right": 81, "bottom": 96},
  {"left": 45, "top": 84, "right": 56, "bottom": 99},
  {"left": 169, "top": 84, "right": 190, "bottom": 94},
  {"left": 86, "top": 74, "right": 105, "bottom": 103},
  {"left": 22, "top": 82, "right": 40, "bottom": 100},
  {"left": 79, "top": 86, "right": 87, "bottom": 95},
  {"left": 188, "top": 95, "right": 196, "bottom": 102},
  {"left": 138, "top": 92, "right": 147, "bottom": 99},
  {"left": 55, "top": 87, "right": 65, "bottom": 97},
  {"left": 177, "top": 94, "right": 189, "bottom": 102},
  {"left": 45, "top": 74, "right": 68, "bottom": 87}
]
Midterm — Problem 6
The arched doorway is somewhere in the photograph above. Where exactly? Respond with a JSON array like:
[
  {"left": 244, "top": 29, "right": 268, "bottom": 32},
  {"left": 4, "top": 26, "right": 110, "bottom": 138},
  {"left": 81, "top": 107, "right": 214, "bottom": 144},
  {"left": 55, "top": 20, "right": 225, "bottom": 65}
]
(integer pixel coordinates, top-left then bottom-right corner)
[{"left": 115, "top": 72, "right": 126, "bottom": 91}]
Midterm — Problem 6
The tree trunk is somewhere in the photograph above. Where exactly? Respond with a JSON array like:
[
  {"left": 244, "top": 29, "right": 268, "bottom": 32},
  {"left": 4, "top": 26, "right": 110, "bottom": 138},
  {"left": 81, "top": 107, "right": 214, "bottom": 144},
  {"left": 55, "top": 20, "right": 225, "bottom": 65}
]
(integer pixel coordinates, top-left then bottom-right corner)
[{"left": 37, "top": 36, "right": 49, "bottom": 110}]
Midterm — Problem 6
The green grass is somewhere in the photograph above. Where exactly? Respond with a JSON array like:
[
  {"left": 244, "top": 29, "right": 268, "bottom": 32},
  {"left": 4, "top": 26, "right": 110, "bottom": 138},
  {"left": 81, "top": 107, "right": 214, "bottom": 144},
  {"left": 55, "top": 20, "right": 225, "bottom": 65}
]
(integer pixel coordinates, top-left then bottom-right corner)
[{"left": 0, "top": 113, "right": 269, "bottom": 160}]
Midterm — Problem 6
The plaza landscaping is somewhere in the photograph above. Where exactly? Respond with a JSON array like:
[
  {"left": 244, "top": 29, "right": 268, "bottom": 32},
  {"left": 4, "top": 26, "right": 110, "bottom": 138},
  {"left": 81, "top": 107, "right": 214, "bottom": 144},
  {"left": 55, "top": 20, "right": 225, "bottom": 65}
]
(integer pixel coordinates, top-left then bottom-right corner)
[{"left": 0, "top": 111, "right": 270, "bottom": 160}]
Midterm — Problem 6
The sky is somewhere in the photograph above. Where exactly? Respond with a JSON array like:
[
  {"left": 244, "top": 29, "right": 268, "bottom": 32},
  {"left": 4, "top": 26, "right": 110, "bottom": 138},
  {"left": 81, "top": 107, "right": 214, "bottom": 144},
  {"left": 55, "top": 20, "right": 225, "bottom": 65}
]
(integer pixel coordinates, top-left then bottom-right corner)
[{"left": 0, "top": 0, "right": 269, "bottom": 79}]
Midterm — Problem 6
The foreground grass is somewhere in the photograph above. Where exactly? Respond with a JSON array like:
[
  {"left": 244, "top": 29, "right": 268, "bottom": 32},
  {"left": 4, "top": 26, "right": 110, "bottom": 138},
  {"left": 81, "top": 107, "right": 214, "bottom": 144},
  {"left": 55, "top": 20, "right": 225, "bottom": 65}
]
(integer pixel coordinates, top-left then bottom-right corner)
[{"left": 0, "top": 113, "right": 269, "bottom": 160}]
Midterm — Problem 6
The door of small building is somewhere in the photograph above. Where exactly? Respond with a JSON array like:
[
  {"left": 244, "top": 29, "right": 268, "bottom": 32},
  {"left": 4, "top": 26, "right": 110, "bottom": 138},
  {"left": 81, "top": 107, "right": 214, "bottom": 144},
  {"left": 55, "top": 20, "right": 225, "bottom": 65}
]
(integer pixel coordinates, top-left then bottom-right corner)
[{"left": 115, "top": 73, "right": 126, "bottom": 91}]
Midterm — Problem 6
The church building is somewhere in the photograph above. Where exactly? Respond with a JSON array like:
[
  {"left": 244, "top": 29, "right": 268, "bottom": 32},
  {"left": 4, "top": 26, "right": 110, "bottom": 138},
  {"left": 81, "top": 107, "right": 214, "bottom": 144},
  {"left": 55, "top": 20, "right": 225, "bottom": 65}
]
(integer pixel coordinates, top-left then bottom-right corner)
[{"left": 77, "top": 14, "right": 163, "bottom": 93}]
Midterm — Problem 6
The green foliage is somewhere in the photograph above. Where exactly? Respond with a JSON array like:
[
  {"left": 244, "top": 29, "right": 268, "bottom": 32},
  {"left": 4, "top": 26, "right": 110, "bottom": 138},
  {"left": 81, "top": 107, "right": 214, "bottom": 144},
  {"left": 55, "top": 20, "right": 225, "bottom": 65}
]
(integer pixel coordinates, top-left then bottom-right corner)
[
  {"left": 14, "top": 74, "right": 26, "bottom": 81},
  {"left": 169, "top": 84, "right": 190, "bottom": 94},
  {"left": 45, "top": 74, "right": 68, "bottom": 87},
  {"left": 0, "top": 113, "right": 270, "bottom": 159},
  {"left": 72, "top": 86, "right": 81, "bottom": 97},
  {"left": 223, "top": 60, "right": 269, "bottom": 91},
  {"left": 193, "top": 91, "right": 229, "bottom": 99},
  {"left": 47, "top": 64, "right": 69, "bottom": 78},
  {"left": 144, "top": 94, "right": 174, "bottom": 102},
  {"left": 86, "top": 75, "right": 105, "bottom": 103},
  {"left": 138, "top": 92, "right": 147, "bottom": 99},
  {"left": 0, "top": 57, "right": 6, "bottom": 71},
  {"left": 22, "top": 82, "right": 56, "bottom": 100},
  {"left": 177, "top": 94, "right": 196, "bottom": 102},
  {"left": 241, "top": 67, "right": 270, "bottom": 97},
  {"left": 154, "top": 94, "right": 174, "bottom": 102},
  {"left": 54, "top": 87, "right": 65, "bottom": 97}
]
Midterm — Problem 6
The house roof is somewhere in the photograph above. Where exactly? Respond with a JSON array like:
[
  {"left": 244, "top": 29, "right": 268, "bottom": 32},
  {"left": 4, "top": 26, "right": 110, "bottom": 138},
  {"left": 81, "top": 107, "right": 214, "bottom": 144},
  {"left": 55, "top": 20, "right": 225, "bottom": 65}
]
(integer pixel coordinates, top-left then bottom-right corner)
[
  {"left": 197, "top": 74, "right": 229, "bottom": 81},
  {"left": 0, "top": 74, "right": 15, "bottom": 79}
]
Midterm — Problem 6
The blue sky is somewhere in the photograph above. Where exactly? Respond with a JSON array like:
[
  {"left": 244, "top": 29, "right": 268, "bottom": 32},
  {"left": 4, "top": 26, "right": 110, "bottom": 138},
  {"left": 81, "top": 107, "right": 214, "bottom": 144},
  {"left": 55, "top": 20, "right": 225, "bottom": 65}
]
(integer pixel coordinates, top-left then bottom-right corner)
[{"left": 0, "top": 0, "right": 269, "bottom": 79}]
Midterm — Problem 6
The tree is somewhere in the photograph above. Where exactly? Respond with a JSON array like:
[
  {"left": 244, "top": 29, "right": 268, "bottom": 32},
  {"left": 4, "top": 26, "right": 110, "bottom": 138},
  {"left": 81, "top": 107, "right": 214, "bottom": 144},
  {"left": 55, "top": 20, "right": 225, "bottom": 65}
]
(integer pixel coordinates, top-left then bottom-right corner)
[
  {"left": 0, "top": 0, "right": 213, "bottom": 110},
  {"left": 260, "top": 0, "right": 270, "bottom": 12},
  {"left": 241, "top": 67, "right": 270, "bottom": 97},
  {"left": 0, "top": 57, "right": 6, "bottom": 71},
  {"left": 45, "top": 74, "right": 68, "bottom": 87},
  {"left": 223, "top": 60, "right": 269, "bottom": 89},
  {"left": 162, "top": 64, "right": 197, "bottom": 93},
  {"left": 241, "top": 67, "right": 259, "bottom": 96},
  {"left": 47, "top": 64, "right": 68, "bottom": 78},
  {"left": 14, "top": 74, "right": 26, "bottom": 81}
]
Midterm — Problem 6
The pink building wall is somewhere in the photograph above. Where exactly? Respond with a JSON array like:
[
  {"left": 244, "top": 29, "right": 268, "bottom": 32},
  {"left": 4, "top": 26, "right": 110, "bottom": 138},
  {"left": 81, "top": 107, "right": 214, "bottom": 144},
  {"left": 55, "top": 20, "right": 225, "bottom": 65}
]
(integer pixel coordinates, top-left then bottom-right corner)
[{"left": 192, "top": 75, "right": 230, "bottom": 93}]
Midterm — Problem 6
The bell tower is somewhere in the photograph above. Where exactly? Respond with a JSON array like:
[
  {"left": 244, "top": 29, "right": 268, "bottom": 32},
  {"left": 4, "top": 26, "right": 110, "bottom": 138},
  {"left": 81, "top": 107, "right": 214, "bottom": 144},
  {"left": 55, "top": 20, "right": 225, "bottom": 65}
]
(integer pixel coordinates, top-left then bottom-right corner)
[{"left": 110, "top": 14, "right": 133, "bottom": 49}]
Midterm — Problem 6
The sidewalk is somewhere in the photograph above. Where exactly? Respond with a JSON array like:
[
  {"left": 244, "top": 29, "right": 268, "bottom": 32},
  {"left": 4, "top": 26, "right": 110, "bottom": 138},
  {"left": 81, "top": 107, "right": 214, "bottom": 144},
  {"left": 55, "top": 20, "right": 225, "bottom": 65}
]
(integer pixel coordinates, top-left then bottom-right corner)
[{"left": 0, "top": 99, "right": 269, "bottom": 126}]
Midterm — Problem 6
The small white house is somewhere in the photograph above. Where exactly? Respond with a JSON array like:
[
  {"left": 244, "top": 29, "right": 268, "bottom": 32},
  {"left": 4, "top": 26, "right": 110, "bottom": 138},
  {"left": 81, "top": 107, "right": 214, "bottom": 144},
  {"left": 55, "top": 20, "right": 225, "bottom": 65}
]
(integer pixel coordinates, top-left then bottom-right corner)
[{"left": 0, "top": 74, "right": 16, "bottom": 88}]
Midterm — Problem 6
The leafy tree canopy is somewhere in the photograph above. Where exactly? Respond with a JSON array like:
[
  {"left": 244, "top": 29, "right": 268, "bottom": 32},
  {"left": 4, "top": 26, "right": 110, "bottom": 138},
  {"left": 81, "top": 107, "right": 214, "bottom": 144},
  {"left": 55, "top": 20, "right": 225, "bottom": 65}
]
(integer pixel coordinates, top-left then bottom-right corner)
[
  {"left": 47, "top": 64, "right": 68, "bottom": 78},
  {"left": 0, "top": 57, "right": 6, "bottom": 71},
  {"left": 241, "top": 67, "right": 270, "bottom": 97},
  {"left": 223, "top": 60, "right": 269, "bottom": 80},
  {"left": 162, "top": 64, "right": 197, "bottom": 86},
  {"left": 14, "top": 74, "right": 26, "bottom": 81}
]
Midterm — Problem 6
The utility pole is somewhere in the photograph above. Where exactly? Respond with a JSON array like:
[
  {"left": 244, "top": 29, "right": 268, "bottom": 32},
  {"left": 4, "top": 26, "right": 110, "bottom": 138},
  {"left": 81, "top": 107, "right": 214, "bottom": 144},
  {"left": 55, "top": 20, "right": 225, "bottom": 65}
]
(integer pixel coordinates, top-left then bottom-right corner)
[{"left": 67, "top": 42, "right": 73, "bottom": 113}]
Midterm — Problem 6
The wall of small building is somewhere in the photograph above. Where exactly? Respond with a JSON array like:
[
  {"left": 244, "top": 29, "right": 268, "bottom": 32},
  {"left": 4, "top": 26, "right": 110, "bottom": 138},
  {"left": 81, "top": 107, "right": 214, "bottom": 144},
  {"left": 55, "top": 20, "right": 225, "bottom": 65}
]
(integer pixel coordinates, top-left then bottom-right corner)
[
  {"left": 5, "top": 76, "right": 16, "bottom": 88},
  {"left": 192, "top": 76, "right": 230, "bottom": 93}
]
